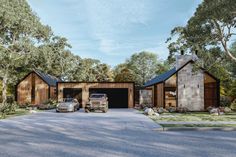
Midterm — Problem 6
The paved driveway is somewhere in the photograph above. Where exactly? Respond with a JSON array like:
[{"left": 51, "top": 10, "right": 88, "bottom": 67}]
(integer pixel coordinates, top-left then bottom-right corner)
[{"left": 0, "top": 109, "right": 236, "bottom": 157}]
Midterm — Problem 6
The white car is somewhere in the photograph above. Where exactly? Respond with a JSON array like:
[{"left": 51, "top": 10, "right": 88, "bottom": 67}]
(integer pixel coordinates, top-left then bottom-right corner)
[{"left": 56, "top": 98, "right": 80, "bottom": 112}]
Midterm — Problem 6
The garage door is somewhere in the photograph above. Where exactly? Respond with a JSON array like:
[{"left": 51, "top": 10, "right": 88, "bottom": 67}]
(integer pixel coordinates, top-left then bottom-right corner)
[
  {"left": 89, "top": 88, "right": 128, "bottom": 108},
  {"left": 63, "top": 88, "right": 82, "bottom": 104}
]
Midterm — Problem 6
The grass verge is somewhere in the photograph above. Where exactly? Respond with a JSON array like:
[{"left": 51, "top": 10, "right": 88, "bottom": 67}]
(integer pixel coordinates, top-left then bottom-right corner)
[
  {"left": 0, "top": 108, "right": 30, "bottom": 119},
  {"left": 150, "top": 112, "right": 236, "bottom": 122},
  {"left": 160, "top": 124, "right": 236, "bottom": 128}
]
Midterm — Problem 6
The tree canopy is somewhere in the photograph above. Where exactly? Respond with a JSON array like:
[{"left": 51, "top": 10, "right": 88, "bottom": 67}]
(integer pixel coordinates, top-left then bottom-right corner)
[{"left": 167, "top": 0, "right": 236, "bottom": 62}]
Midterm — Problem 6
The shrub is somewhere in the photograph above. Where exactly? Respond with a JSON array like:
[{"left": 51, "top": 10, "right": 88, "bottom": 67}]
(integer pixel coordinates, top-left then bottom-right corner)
[
  {"left": 220, "top": 96, "right": 231, "bottom": 107},
  {"left": 37, "top": 99, "right": 57, "bottom": 110},
  {"left": 43, "top": 99, "right": 57, "bottom": 106},
  {"left": 0, "top": 102, "right": 19, "bottom": 118},
  {"left": 231, "top": 99, "right": 236, "bottom": 111}
]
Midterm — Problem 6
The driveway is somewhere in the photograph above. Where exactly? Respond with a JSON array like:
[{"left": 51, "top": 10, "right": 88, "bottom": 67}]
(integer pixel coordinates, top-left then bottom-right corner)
[{"left": 0, "top": 109, "right": 236, "bottom": 157}]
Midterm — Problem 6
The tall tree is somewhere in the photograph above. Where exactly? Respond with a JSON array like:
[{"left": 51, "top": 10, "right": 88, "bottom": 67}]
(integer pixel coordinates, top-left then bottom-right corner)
[
  {"left": 167, "top": 0, "right": 236, "bottom": 62},
  {"left": 0, "top": 0, "right": 51, "bottom": 103}
]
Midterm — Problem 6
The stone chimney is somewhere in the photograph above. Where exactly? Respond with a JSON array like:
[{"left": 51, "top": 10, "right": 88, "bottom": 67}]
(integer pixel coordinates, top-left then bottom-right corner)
[{"left": 175, "top": 50, "right": 198, "bottom": 69}]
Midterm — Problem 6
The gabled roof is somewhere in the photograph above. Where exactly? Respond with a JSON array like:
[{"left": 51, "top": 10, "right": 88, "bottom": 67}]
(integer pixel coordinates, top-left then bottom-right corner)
[
  {"left": 34, "top": 70, "right": 60, "bottom": 86},
  {"left": 144, "top": 68, "right": 176, "bottom": 87},
  {"left": 144, "top": 59, "right": 219, "bottom": 87}
]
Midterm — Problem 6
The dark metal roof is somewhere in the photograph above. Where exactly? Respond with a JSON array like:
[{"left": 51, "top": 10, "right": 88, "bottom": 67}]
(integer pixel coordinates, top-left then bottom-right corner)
[
  {"left": 144, "top": 68, "right": 176, "bottom": 87},
  {"left": 34, "top": 70, "right": 60, "bottom": 86}
]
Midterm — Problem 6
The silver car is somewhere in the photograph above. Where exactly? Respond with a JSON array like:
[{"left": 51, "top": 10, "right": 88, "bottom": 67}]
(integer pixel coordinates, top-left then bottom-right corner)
[{"left": 56, "top": 98, "right": 80, "bottom": 112}]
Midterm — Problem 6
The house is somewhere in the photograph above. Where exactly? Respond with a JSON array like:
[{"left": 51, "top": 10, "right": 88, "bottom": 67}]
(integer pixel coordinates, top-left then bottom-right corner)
[
  {"left": 16, "top": 71, "right": 135, "bottom": 108},
  {"left": 16, "top": 70, "right": 60, "bottom": 105},
  {"left": 144, "top": 54, "right": 220, "bottom": 111}
]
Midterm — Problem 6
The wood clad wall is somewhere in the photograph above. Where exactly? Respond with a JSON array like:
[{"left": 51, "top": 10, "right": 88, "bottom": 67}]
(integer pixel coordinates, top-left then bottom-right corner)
[
  {"left": 156, "top": 83, "right": 164, "bottom": 107},
  {"left": 57, "top": 83, "right": 134, "bottom": 108},
  {"left": 35, "top": 75, "right": 49, "bottom": 104},
  {"left": 17, "top": 73, "right": 32, "bottom": 104},
  {"left": 50, "top": 87, "right": 57, "bottom": 99},
  {"left": 17, "top": 72, "right": 49, "bottom": 105}
]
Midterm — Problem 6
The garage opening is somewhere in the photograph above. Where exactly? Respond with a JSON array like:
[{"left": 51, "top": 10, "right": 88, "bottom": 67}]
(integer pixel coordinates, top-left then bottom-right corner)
[
  {"left": 63, "top": 88, "right": 82, "bottom": 104},
  {"left": 89, "top": 88, "right": 128, "bottom": 108}
]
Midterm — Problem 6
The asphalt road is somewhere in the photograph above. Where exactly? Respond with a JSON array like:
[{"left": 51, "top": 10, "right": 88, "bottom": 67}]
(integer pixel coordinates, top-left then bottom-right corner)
[{"left": 0, "top": 109, "right": 235, "bottom": 157}]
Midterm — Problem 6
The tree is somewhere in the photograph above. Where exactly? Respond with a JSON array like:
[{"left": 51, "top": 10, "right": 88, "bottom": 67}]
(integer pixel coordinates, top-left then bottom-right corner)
[
  {"left": 167, "top": 0, "right": 236, "bottom": 62},
  {"left": 0, "top": 0, "right": 51, "bottom": 103},
  {"left": 94, "top": 63, "right": 114, "bottom": 82},
  {"left": 125, "top": 51, "right": 161, "bottom": 86},
  {"left": 114, "top": 68, "right": 136, "bottom": 82}
]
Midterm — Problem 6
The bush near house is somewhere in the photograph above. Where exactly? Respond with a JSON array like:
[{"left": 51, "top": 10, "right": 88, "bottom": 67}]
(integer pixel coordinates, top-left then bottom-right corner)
[
  {"left": 231, "top": 100, "right": 236, "bottom": 111},
  {"left": 37, "top": 99, "right": 57, "bottom": 110},
  {"left": 220, "top": 96, "right": 231, "bottom": 107}
]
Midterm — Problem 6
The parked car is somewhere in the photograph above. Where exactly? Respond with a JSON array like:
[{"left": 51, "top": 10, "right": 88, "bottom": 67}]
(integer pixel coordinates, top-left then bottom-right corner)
[
  {"left": 56, "top": 98, "right": 80, "bottom": 112},
  {"left": 85, "top": 93, "right": 108, "bottom": 113}
]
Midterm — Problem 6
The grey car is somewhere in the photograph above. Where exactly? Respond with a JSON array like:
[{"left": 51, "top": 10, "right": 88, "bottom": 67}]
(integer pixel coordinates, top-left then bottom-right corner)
[{"left": 56, "top": 98, "right": 80, "bottom": 112}]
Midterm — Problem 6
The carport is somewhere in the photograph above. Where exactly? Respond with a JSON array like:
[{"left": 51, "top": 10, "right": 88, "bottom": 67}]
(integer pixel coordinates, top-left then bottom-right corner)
[{"left": 57, "top": 82, "right": 134, "bottom": 108}]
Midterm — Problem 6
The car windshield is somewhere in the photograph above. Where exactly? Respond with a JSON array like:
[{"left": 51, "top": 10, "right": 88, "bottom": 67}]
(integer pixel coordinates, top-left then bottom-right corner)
[
  {"left": 90, "top": 94, "right": 105, "bottom": 98},
  {"left": 63, "top": 98, "right": 74, "bottom": 102}
]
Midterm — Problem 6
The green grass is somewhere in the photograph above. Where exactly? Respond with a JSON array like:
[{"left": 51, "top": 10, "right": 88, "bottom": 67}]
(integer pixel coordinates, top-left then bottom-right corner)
[
  {"left": 0, "top": 108, "right": 30, "bottom": 119},
  {"left": 161, "top": 124, "right": 236, "bottom": 128},
  {"left": 150, "top": 112, "right": 236, "bottom": 122}
]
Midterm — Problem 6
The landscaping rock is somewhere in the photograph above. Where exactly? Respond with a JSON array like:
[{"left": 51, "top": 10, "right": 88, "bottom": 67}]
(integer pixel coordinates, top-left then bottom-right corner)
[
  {"left": 168, "top": 107, "right": 176, "bottom": 113},
  {"left": 155, "top": 113, "right": 160, "bottom": 117},
  {"left": 157, "top": 107, "right": 169, "bottom": 114},
  {"left": 211, "top": 112, "right": 219, "bottom": 116},
  {"left": 152, "top": 107, "right": 158, "bottom": 113},
  {"left": 144, "top": 108, "right": 155, "bottom": 116},
  {"left": 29, "top": 110, "right": 37, "bottom": 114},
  {"left": 224, "top": 107, "right": 232, "bottom": 113},
  {"left": 206, "top": 106, "right": 213, "bottom": 112},
  {"left": 209, "top": 108, "right": 219, "bottom": 115}
]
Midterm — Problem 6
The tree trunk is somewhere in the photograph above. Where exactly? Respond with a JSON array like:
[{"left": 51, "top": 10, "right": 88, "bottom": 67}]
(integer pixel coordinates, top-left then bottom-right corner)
[{"left": 2, "top": 73, "right": 8, "bottom": 104}]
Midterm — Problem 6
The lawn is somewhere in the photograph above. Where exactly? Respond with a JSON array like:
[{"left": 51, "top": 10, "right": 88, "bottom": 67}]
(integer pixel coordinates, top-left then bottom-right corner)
[
  {"left": 0, "top": 108, "right": 30, "bottom": 119},
  {"left": 160, "top": 124, "right": 236, "bottom": 128},
  {"left": 149, "top": 112, "right": 236, "bottom": 128},
  {"left": 150, "top": 112, "right": 236, "bottom": 122}
]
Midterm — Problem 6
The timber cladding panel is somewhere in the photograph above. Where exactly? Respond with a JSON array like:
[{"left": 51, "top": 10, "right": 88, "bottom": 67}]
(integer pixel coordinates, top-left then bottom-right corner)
[
  {"left": 57, "top": 82, "right": 134, "bottom": 108},
  {"left": 34, "top": 74, "right": 49, "bottom": 104},
  {"left": 156, "top": 83, "right": 164, "bottom": 107},
  {"left": 17, "top": 73, "right": 49, "bottom": 105},
  {"left": 17, "top": 73, "right": 32, "bottom": 104}
]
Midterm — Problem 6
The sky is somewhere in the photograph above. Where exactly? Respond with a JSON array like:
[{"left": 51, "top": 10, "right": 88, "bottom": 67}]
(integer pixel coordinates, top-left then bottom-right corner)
[{"left": 28, "top": 0, "right": 202, "bottom": 67}]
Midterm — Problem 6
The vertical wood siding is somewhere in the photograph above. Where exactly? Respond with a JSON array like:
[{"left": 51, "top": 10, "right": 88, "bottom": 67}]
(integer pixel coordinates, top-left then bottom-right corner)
[
  {"left": 17, "top": 73, "right": 32, "bottom": 104},
  {"left": 156, "top": 83, "right": 164, "bottom": 107},
  {"left": 17, "top": 73, "right": 49, "bottom": 105}
]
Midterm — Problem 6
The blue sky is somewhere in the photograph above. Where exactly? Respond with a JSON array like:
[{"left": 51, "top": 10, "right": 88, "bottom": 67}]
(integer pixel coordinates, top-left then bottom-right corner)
[{"left": 28, "top": 0, "right": 201, "bottom": 66}]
